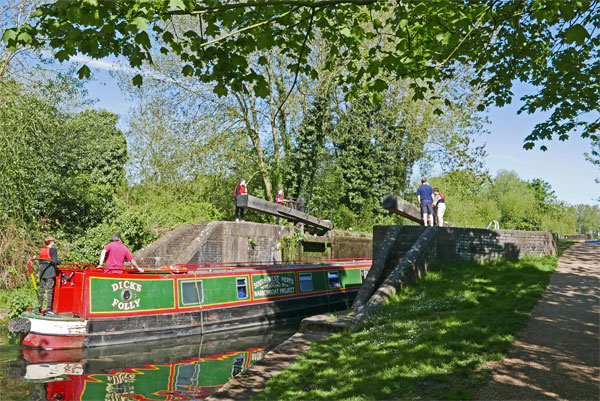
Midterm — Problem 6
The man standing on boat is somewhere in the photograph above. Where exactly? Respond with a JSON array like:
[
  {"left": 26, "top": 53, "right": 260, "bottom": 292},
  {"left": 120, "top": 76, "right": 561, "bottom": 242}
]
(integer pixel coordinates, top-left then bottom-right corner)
[
  {"left": 98, "top": 233, "right": 144, "bottom": 274},
  {"left": 39, "top": 236, "right": 60, "bottom": 315}
]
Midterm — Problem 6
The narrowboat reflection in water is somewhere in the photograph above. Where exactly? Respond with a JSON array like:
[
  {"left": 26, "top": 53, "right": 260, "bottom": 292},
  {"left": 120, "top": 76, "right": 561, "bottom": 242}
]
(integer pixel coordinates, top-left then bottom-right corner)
[{"left": 16, "top": 326, "right": 294, "bottom": 401}]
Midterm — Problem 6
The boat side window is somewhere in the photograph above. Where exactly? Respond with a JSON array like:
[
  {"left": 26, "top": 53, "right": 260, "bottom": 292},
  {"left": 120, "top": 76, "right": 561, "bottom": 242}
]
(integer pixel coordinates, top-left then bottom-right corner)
[
  {"left": 327, "top": 271, "right": 341, "bottom": 289},
  {"left": 232, "top": 356, "right": 245, "bottom": 376},
  {"left": 237, "top": 278, "right": 248, "bottom": 299},
  {"left": 299, "top": 272, "right": 313, "bottom": 292},
  {"left": 360, "top": 269, "right": 369, "bottom": 283},
  {"left": 181, "top": 280, "right": 204, "bottom": 305}
]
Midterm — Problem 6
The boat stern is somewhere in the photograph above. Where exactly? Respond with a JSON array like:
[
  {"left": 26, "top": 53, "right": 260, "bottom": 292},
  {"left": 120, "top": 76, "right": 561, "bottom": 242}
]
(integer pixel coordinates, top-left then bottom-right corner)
[{"left": 9, "top": 312, "right": 88, "bottom": 349}]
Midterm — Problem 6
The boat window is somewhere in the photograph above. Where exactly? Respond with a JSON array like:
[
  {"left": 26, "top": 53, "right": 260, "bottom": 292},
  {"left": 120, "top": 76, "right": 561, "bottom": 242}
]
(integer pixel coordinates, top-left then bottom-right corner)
[
  {"left": 175, "top": 363, "right": 200, "bottom": 390},
  {"left": 237, "top": 278, "right": 248, "bottom": 299},
  {"left": 299, "top": 273, "right": 313, "bottom": 292},
  {"left": 181, "top": 280, "right": 203, "bottom": 305},
  {"left": 360, "top": 269, "right": 369, "bottom": 283},
  {"left": 298, "top": 273, "right": 313, "bottom": 292},
  {"left": 232, "top": 356, "right": 245, "bottom": 376},
  {"left": 328, "top": 271, "right": 341, "bottom": 289}
]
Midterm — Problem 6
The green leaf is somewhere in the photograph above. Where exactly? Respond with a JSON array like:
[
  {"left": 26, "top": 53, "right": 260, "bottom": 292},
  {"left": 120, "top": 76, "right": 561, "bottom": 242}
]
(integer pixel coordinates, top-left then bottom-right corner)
[
  {"left": 169, "top": 0, "right": 187, "bottom": 11},
  {"left": 77, "top": 65, "right": 91, "bottom": 79},
  {"left": 132, "top": 74, "right": 143, "bottom": 87},
  {"left": 135, "top": 31, "right": 151, "bottom": 48},
  {"left": 2, "top": 29, "right": 16, "bottom": 43},
  {"left": 340, "top": 27, "right": 352, "bottom": 37},
  {"left": 435, "top": 32, "right": 452, "bottom": 45},
  {"left": 213, "top": 84, "right": 228, "bottom": 97},
  {"left": 17, "top": 31, "right": 33, "bottom": 44},
  {"left": 132, "top": 16, "right": 148, "bottom": 31},
  {"left": 564, "top": 24, "right": 589, "bottom": 45},
  {"left": 368, "top": 91, "right": 382, "bottom": 104},
  {"left": 182, "top": 65, "right": 193, "bottom": 76},
  {"left": 55, "top": 49, "right": 71, "bottom": 62},
  {"left": 371, "top": 78, "right": 388, "bottom": 92},
  {"left": 162, "top": 31, "right": 174, "bottom": 43},
  {"left": 254, "top": 81, "right": 270, "bottom": 98}
]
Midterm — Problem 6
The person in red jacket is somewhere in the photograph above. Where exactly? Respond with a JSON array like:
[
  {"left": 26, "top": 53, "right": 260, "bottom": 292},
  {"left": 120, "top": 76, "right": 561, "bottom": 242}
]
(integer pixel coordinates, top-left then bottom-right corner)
[
  {"left": 275, "top": 188, "right": 286, "bottom": 225},
  {"left": 234, "top": 179, "right": 247, "bottom": 222},
  {"left": 433, "top": 187, "right": 446, "bottom": 227},
  {"left": 39, "top": 236, "right": 60, "bottom": 315}
]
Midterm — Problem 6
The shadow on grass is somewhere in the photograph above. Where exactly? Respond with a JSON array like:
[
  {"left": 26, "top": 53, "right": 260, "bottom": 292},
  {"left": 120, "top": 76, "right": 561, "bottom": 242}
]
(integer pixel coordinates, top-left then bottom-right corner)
[{"left": 254, "top": 257, "right": 558, "bottom": 401}]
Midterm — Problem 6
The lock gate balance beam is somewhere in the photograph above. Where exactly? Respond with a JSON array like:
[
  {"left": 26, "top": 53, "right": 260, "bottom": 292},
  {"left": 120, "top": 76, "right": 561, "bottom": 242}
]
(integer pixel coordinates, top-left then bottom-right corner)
[
  {"left": 235, "top": 194, "right": 333, "bottom": 234},
  {"left": 382, "top": 195, "right": 423, "bottom": 224}
]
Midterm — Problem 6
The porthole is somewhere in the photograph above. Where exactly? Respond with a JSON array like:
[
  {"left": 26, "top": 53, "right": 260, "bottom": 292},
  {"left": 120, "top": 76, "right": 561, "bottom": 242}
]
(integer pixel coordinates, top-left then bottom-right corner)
[{"left": 121, "top": 289, "right": 132, "bottom": 301}]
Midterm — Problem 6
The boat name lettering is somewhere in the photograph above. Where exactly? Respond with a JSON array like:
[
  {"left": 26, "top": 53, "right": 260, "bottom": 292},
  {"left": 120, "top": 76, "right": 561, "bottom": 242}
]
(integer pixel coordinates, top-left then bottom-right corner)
[
  {"left": 111, "top": 298, "right": 141, "bottom": 311},
  {"left": 254, "top": 287, "right": 295, "bottom": 297},
  {"left": 253, "top": 275, "right": 294, "bottom": 289},
  {"left": 111, "top": 280, "right": 142, "bottom": 292},
  {"left": 106, "top": 372, "right": 136, "bottom": 384},
  {"left": 105, "top": 373, "right": 136, "bottom": 401}
]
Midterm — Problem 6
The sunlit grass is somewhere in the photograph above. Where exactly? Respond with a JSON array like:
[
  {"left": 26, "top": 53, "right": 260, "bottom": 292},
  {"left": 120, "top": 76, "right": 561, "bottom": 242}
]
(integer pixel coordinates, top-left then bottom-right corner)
[{"left": 254, "top": 255, "right": 557, "bottom": 400}]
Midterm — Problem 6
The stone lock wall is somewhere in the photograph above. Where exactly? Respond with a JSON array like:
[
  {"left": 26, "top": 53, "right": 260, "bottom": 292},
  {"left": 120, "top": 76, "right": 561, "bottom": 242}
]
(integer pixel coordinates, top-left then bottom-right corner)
[
  {"left": 192, "top": 223, "right": 294, "bottom": 264},
  {"left": 373, "top": 225, "right": 558, "bottom": 264},
  {"left": 135, "top": 222, "right": 373, "bottom": 267}
]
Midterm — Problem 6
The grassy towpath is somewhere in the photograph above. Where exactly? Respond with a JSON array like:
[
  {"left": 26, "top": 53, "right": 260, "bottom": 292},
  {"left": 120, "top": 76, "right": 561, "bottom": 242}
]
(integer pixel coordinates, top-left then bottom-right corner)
[{"left": 253, "top": 255, "right": 558, "bottom": 400}]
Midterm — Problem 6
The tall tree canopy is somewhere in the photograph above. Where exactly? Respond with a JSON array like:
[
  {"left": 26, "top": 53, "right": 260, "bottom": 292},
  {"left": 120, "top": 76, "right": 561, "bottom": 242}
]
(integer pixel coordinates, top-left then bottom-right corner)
[
  {"left": 0, "top": 80, "right": 128, "bottom": 234},
  {"left": 3, "top": 0, "right": 599, "bottom": 149}
]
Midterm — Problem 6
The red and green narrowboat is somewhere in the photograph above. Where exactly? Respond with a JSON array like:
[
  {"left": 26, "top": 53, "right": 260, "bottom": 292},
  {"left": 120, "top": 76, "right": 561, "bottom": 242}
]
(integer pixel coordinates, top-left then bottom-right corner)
[{"left": 10, "top": 259, "right": 371, "bottom": 349}]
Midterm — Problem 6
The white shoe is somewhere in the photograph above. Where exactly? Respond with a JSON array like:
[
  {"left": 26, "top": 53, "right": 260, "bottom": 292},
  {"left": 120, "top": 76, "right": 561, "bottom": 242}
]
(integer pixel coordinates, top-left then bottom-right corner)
[{"left": 236, "top": 218, "right": 239, "bottom": 222}]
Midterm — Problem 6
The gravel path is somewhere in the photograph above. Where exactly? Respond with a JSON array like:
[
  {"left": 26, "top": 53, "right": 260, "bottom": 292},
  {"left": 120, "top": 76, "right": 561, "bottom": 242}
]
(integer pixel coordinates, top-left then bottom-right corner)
[{"left": 477, "top": 243, "right": 600, "bottom": 400}]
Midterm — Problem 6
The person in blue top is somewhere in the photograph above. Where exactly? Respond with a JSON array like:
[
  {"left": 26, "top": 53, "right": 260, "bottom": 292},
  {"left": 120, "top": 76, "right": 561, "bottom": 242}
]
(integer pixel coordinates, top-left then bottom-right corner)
[{"left": 416, "top": 178, "right": 434, "bottom": 226}]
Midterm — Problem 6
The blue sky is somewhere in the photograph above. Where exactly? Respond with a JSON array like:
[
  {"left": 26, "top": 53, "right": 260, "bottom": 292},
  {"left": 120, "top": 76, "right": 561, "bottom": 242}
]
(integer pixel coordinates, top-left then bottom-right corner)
[
  {"left": 479, "top": 89, "right": 599, "bottom": 206},
  {"left": 84, "top": 66, "right": 599, "bottom": 206}
]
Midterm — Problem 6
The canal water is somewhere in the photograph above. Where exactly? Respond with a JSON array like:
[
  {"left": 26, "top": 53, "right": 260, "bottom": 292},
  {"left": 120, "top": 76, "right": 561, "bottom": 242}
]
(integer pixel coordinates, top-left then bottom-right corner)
[{"left": 0, "top": 323, "right": 297, "bottom": 400}]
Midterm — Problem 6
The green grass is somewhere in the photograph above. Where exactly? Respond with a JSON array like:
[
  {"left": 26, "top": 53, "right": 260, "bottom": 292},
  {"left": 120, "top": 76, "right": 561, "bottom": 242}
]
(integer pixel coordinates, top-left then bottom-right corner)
[
  {"left": 254, "top": 256, "right": 557, "bottom": 401},
  {"left": 557, "top": 240, "right": 577, "bottom": 257}
]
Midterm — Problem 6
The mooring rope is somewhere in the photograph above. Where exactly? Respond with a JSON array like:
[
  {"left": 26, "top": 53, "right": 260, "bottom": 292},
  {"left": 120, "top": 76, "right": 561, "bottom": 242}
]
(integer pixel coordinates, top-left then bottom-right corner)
[{"left": 192, "top": 270, "right": 204, "bottom": 336}]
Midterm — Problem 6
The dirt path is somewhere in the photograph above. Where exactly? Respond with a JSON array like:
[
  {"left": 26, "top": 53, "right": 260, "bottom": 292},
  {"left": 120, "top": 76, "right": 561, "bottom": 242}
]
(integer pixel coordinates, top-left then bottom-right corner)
[{"left": 477, "top": 243, "right": 600, "bottom": 400}]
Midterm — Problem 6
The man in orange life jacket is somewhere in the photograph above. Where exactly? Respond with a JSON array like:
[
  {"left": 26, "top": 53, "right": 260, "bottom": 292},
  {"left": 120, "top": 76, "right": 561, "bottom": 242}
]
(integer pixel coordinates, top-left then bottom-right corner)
[{"left": 39, "top": 236, "right": 61, "bottom": 315}]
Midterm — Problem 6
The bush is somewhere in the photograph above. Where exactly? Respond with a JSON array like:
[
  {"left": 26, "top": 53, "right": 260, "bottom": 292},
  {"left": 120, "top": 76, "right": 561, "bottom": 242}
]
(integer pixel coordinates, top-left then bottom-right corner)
[
  {"left": 0, "top": 221, "right": 38, "bottom": 290},
  {"left": 120, "top": 183, "right": 226, "bottom": 231},
  {"left": 281, "top": 227, "right": 306, "bottom": 262},
  {"left": 6, "top": 286, "right": 38, "bottom": 319},
  {"left": 333, "top": 205, "right": 356, "bottom": 230},
  {"left": 65, "top": 213, "right": 157, "bottom": 264}
]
